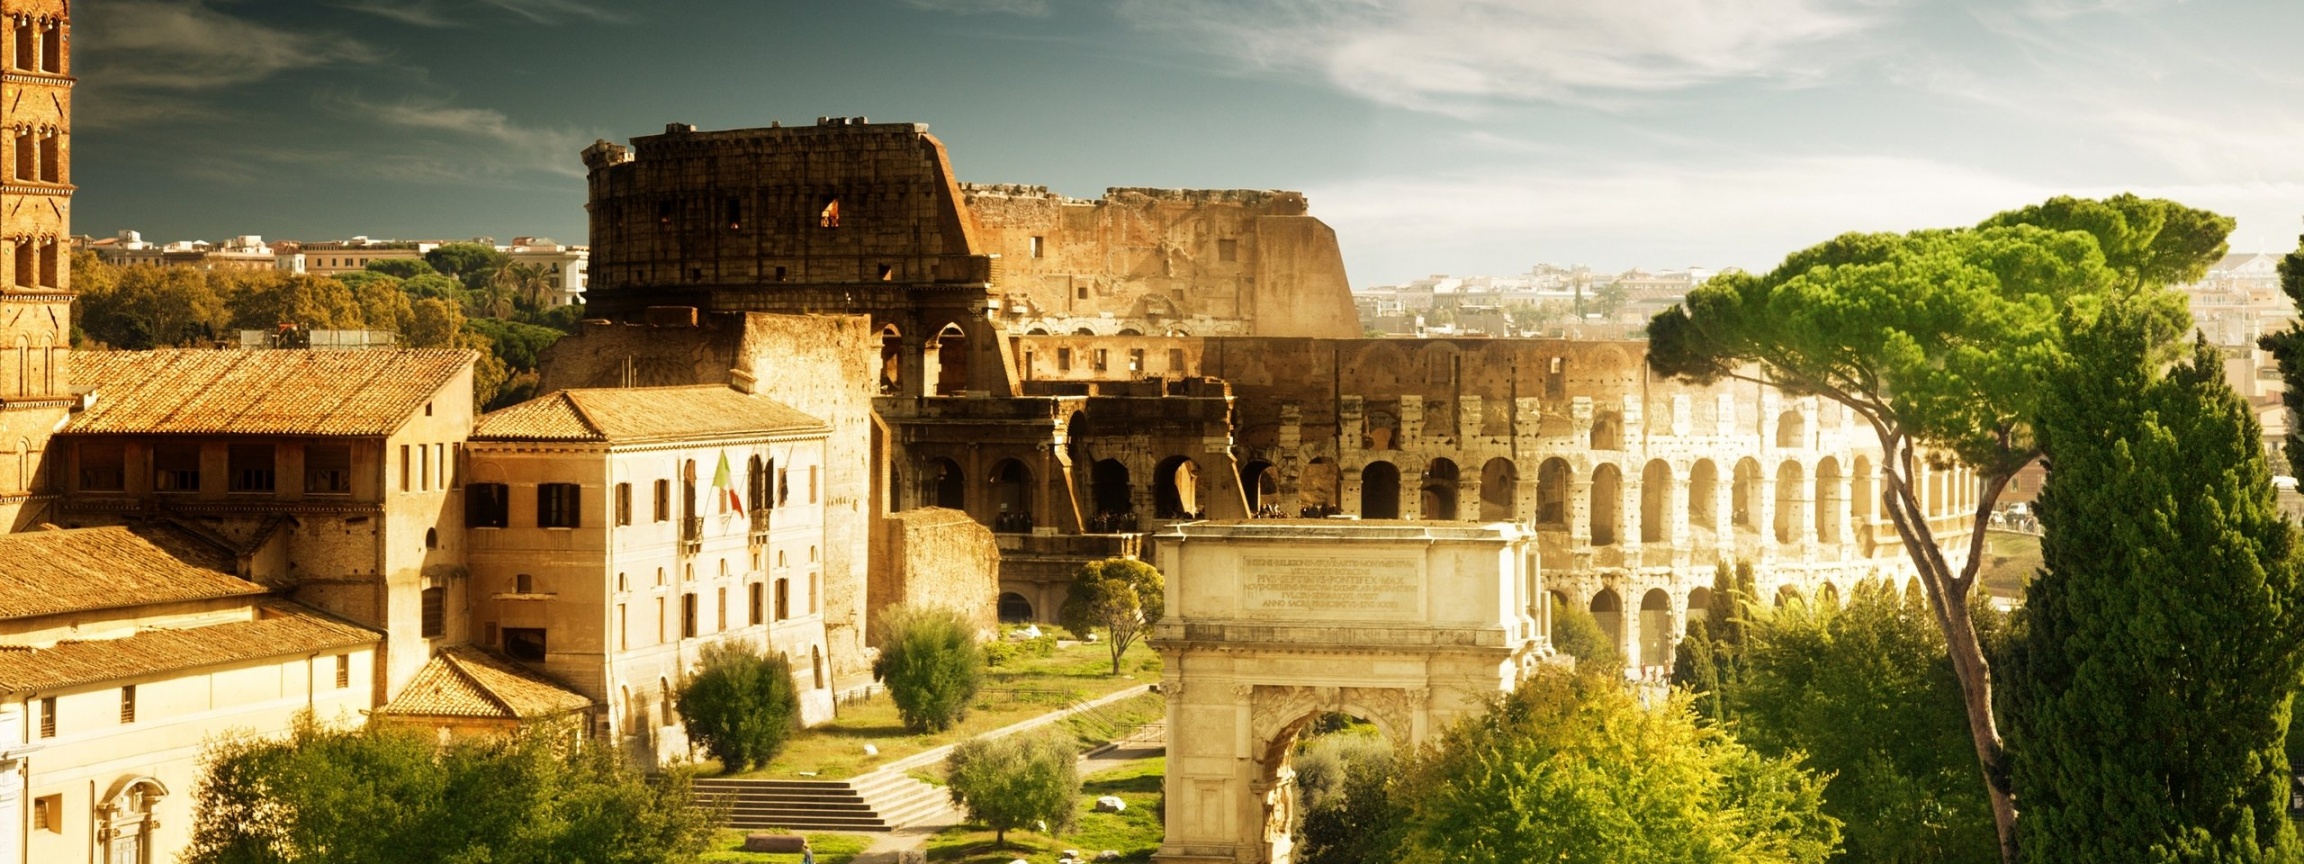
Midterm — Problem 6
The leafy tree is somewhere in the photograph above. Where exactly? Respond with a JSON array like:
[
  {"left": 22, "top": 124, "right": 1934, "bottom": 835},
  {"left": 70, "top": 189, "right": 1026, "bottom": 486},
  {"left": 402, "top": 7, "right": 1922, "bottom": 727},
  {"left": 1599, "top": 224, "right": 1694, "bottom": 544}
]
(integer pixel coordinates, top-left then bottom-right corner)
[
  {"left": 674, "top": 641, "right": 802, "bottom": 772},
  {"left": 1672, "top": 561, "right": 1758, "bottom": 724},
  {"left": 496, "top": 261, "right": 555, "bottom": 309},
  {"left": 465, "top": 317, "right": 566, "bottom": 371},
  {"left": 872, "top": 604, "right": 984, "bottom": 733},
  {"left": 402, "top": 272, "right": 467, "bottom": 303},
  {"left": 406, "top": 298, "right": 468, "bottom": 350},
  {"left": 1547, "top": 603, "right": 1620, "bottom": 668},
  {"left": 1647, "top": 195, "right": 2231, "bottom": 858},
  {"left": 2007, "top": 300, "right": 2304, "bottom": 862},
  {"left": 81, "top": 264, "right": 228, "bottom": 348},
  {"left": 1059, "top": 557, "right": 1165, "bottom": 676},
  {"left": 1737, "top": 581, "right": 1997, "bottom": 864},
  {"left": 1388, "top": 664, "right": 1840, "bottom": 864},
  {"left": 67, "top": 250, "right": 117, "bottom": 345},
  {"left": 350, "top": 277, "right": 412, "bottom": 336},
  {"left": 424, "top": 242, "right": 510, "bottom": 288},
  {"left": 1298, "top": 743, "right": 1401, "bottom": 864},
  {"left": 365, "top": 257, "right": 431, "bottom": 279},
  {"left": 943, "top": 728, "right": 1080, "bottom": 847},
  {"left": 183, "top": 714, "right": 715, "bottom": 864},
  {"left": 224, "top": 273, "right": 363, "bottom": 333}
]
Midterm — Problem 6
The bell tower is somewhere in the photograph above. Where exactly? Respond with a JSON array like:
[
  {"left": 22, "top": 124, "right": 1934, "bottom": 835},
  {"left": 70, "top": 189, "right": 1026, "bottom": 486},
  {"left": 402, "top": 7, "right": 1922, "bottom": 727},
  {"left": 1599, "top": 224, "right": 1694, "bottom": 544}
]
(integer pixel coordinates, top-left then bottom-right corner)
[{"left": 0, "top": 0, "right": 71, "bottom": 531}]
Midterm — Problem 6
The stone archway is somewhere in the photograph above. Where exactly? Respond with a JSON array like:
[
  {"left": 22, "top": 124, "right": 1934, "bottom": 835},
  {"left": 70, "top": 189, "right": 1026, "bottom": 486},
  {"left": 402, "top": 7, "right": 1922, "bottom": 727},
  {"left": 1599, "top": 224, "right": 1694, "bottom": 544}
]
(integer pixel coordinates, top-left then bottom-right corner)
[{"left": 1151, "top": 521, "right": 1543, "bottom": 864}]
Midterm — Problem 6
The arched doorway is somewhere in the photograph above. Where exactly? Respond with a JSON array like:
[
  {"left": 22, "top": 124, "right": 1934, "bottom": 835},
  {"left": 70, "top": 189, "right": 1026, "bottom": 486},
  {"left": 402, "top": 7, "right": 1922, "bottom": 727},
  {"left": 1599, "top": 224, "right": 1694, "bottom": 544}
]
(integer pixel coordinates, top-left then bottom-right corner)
[
  {"left": 1241, "top": 460, "right": 1278, "bottom": 514},
  {"left": 989, "top": 459, "right": 1033, "bottom": 532},
  {"left": 1775, "top": 461, "right": 1805, "bottom": 543},
  {"left": 930, "top": 323, "right": 969, "bottom": 396},
  {"left": 1090, "top": 459, "right": 1132, "bottom": 528},
  {"left": 1360, "top": 461, "right": 1401, "bottom": 519},
  {"left": 1640, "top": 589, "right": 1672, "bottom": 668},
  {"left": 1536, "top": 458, "right": 1570, "bottom": 527},
  {"left": 1732, "top": 457, "right": 1762, "bottom": 532},
  {"left": 1776, "top": 410, "right": 1806, "bottom": 448},
  {"left": 1298, "top": 458, "right": 1339, "bottom": 516},
  {"left": 877, "top": 323, "right": 902, "bottom": 394},
  {"left": 1479, "top": 458, "right": 1516, "bottom": 521},
  {"left": 1814, "top": 457, "right": 1842, "bottom": 543},
  {"left": 997, "top": 591, "right": 1034, "bottom": 622},
  {"left": 1590, "top": 412, "right": 1623, "bottom": 450},
  {"left": 1590, "top": 588, "right": 1624, "bottom": 653},
  {"left": 99, "top": 776, "right": 167, "bottom": 864},
  {"left": 1688, "top": 459, "right": 1718, "bottom": 530},
  {"left": 1421, "top": 458, "right": 1459, "bottom": 520},
  {"left": 1686, "top": 586, "right": 1714, "bottom": 629},
  {"left": 1640, "top": 459, "right": 1672, "bottom": 543},
  {"left": 928, "top": 458, "right": 965, "bottom": 511},
  {"left": 1590, "top": 464, "right": 1621, "bottom": 545},
  {"left": 1155, "top": 456, "right": 1202, "bottom": 519}
]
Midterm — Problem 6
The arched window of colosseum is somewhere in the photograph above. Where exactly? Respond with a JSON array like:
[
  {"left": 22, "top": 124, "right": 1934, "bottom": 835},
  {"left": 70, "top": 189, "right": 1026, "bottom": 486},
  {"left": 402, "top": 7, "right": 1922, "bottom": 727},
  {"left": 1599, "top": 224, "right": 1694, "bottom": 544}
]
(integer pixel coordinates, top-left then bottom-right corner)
[
  {"left": 989, "top": 459, "right": 1033, "bottom": 530},
  {"left": 1535, "top": 459, "right": 1570, "bottom": 527},
  {"left": 878, "top": 324, "right": 902, "bottom": 393},
  {"left": 1155, "top": 456, "right": 1202, "bottom": 519},
  {"left": 1818, "top": 581, "right": 1841, "bottom": 609},
  {"left": 1687, "top": 460, "right": 1718, "bottom": 529},
  {"left": 1364, "top": 408, "right": 1400, "bottom": 451},
  {"left": 1240, "top": 461, "right": 1278, "bottom": 514},
  {"left": 1422, "top": 458, "right": 1459, "bottom": 520},
  {"left": 1731, "top": 458, "right": 1761, "bottom": 530},
  {"left": 1775, "top": 410, "right": 1805, "bottom": 449},
  {"left": 1074, "top": 327, "right": 1095, "bottom": 336},
  {"left": 1851, "top": 455, "right": 1874, "bottom": 526},
  {"left": 1776, "top": 585, "right": 1804, "bottom": 608},
  {"left": 725, "top": 197, "right": 743, "bottom": 231},
  {"left": 1774, "top": 461, "right": 1805, "bottom": 544},
  {"left": 1479, "top": 458, "right": 1516, "bottom": 521},
  {"left": 819, "top": 197, "right": 841, "bottom": 228},
  {"left": 928, "top": 458, "right": 965, "bottom": 511},
  {"left": 1589, "top": 412, "right": 1623, "bottom": 451},
  {"left": 1640, "top": 460, "right": 1672, "bottom": 543},
  {"left": 1813, "top": 457, "right": 1842, "bottom": 544},
  {"left": 1298, "top": 458, "right": 1338, "bottom": 515},
  {"left": 1640, "top": 589, "right": 1672, "bottom": 668},
  {"left": 998, "top": 591, "right": 1034, "bottom": 622},
  {"left": 1589, "top": 464, "right": 1622, "bottom": 545},
  {"left": 1589, "top": 589, "right": 1623, "bottom": 651},
  {"left": 1545, "top": 356, "right": 1567, "bottom": 399},
  {"left": 1117, "top": 328, "right": 1142, "bottom": 337},
  {"left": 929, "top": 323, "right": 969, "bottom": 395},
  {"left": 1359, "top": 461, "right": 1401, "bottom": 520},
  {"left": 1686, "top": 587, "right": 1714, "bottom": 628},
  {"left": 1090, "top": 459, "right": 1132, "bottom": 521}
]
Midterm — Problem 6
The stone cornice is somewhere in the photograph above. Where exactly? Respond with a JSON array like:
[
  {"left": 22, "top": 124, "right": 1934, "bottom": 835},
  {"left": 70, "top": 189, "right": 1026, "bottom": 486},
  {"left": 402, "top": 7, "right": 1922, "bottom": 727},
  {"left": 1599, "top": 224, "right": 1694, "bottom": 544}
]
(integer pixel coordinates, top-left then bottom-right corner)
[{"left": 0, "top": 72, "right": 73, "bottom": 87}]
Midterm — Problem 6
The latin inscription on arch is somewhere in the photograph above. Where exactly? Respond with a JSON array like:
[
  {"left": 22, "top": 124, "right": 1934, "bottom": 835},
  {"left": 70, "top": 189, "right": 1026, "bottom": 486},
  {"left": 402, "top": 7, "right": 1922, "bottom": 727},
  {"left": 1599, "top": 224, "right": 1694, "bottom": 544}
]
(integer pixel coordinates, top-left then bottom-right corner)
[{"left": 1240, "top": 554, "right": 1420, "bottom": 620}]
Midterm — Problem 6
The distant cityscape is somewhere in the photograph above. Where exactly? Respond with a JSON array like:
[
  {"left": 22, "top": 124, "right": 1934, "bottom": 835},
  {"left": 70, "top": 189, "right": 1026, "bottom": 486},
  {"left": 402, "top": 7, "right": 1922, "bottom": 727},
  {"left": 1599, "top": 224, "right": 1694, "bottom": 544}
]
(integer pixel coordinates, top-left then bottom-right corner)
[{"left": 75, "top": 230, "right": 591, "bottom": 307}]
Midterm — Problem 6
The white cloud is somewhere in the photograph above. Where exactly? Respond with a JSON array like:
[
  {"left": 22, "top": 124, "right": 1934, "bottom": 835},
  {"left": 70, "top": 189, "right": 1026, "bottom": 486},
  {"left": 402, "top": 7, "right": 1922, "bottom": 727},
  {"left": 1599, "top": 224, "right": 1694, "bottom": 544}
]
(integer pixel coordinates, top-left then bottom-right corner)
[
  {"left": 326, "top": 95, "right": 596, "bottom": 178},
  {"left": 341, "top": 0, "right": 624, "bottom": 27},
  {"left": 77, "top": 1, "right": 378, "bottom": 90},
  {"left": 901, "top": 0, "right": 1052, "bottom": 16},
  {"left": 1115, "top": 0, "right": 1896, "bottom": 113}
]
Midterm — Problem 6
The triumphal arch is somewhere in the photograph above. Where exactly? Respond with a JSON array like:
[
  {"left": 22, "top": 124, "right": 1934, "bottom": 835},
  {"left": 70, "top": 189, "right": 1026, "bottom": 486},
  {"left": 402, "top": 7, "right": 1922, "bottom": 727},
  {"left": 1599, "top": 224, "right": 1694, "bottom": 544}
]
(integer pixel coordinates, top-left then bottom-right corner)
[{"left": 1149, "top": 520, "right": 1544, "bottom": 864}]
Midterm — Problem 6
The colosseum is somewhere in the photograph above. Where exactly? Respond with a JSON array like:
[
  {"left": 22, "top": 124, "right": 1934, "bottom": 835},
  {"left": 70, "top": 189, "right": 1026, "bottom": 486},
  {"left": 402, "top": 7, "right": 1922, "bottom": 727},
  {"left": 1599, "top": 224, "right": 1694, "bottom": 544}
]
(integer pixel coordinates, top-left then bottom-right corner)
[{"left": 548, "top": 116, "right": 1974, "bottom": 673}]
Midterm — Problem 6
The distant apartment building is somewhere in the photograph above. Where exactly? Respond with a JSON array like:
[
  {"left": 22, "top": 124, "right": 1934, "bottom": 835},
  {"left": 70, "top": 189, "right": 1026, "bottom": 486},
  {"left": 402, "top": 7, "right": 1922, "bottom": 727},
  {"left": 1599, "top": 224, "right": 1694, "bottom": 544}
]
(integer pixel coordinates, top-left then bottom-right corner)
[
  {"left": 506, "top": 236, "right": 589, "bottom": 307},
  {"left": 277, "top": 236, "right": 434, "bottom": 277},
  {"left": 1356, "top": 264, "right": 1715, "bottom": 338},
  {"left": 86, "top": 231, "right": 279, "bottom": 271},
  {"left": 2181, "top": 251, "right": 2295, "bottom": 460}
]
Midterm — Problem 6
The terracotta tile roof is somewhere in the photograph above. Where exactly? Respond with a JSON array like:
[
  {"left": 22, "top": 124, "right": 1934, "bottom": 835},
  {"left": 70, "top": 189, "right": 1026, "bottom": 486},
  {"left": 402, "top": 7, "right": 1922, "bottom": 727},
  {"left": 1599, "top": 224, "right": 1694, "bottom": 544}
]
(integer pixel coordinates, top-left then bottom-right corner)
[
  {"left": 472, "top": 385, "right": 827, "bottom": 444},
  {"left": 377, "top": 647, "right": 593, "bottom": 720},
  {"left": 0, "top": 525, "right": 260, "bottom": 620},
  {"left": 68, "top": 348, "right": 475, "bottom": 437},
  {"left": 0, "top": 603, "right": 377, "bottom": 692}
]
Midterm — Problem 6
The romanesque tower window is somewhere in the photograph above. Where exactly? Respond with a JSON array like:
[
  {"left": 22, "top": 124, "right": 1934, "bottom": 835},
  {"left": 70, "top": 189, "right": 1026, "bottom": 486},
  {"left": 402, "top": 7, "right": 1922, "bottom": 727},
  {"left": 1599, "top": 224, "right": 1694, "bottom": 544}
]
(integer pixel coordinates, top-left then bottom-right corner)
[
  {"left": 820, "top": 198, "right": 841, "bottom": 228},
  {"left": 38, "top": 131, "right": 57, "bottom": 183},
  {"left": 9, "top": 240, "right": 26, "bottom": 288},
  {"left": 12, "top": 129, "right": 30, "bottom": 181},
  {"left": 38, "top": 18, "right": 57, "bottom": 74},
  {"left": 10, "top": 19, "right": 29, "bottom": 72},
  {"left": 37, "top": 240, "right": 55, "bottom": 288}
]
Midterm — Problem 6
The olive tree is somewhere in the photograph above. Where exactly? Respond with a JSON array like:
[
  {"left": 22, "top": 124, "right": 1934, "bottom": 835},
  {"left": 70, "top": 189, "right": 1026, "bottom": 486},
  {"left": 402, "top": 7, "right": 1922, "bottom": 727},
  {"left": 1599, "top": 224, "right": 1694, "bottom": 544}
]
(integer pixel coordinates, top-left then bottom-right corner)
[
  {"left": 1059, "top": 557, "right": 1165, "bottom": 676},
  {"left": 944, "top": 728, "right": 1079, "bottom": 847}
]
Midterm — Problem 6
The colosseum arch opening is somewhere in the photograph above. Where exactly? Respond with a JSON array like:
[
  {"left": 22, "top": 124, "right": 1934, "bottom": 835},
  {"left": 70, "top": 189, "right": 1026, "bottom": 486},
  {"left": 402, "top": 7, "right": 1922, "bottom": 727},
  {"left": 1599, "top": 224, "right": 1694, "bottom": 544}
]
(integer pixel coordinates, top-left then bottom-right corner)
[
  {"left": 1479, "top": 457, "right": 1517, "bottom": 521},
  {"left": 1640, "top": 459, "right": 1673, "bottom": 544},
  {"left": 1422, "top": 458, "right": 1460, "bottom": 520},
  {"left": 1590, "top": 464, "right": 1622, "bottom": 546},
  {"left": 1361, "top": 461, "right": 1402, "bottom": 519}
]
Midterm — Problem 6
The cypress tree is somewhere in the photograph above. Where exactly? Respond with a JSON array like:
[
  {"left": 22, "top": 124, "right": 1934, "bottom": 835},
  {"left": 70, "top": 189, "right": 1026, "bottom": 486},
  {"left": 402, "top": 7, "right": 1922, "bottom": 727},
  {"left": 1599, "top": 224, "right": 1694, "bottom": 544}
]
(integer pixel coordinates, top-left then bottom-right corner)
[{"left": 2008, "top": 302, "right": 2304, "bottom": 862}]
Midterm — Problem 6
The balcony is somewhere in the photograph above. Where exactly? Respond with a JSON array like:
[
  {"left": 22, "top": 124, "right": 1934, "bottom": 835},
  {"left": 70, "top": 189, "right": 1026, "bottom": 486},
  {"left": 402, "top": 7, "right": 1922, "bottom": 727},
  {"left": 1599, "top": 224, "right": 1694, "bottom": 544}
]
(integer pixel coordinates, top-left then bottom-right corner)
[
  {"left": 749, "top": 508, "right": 772, "bottom": 539},
  {"left": 680, "top": 516, "right": 704, "bottom": 554}
]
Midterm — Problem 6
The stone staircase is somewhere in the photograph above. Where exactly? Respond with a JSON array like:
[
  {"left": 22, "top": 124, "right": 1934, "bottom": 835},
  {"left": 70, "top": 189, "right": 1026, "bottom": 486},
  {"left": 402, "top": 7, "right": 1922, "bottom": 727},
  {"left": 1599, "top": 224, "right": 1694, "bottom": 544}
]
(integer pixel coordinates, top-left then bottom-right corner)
[{"left": 692, "top": 771, "right": 951, "bottom": 832}]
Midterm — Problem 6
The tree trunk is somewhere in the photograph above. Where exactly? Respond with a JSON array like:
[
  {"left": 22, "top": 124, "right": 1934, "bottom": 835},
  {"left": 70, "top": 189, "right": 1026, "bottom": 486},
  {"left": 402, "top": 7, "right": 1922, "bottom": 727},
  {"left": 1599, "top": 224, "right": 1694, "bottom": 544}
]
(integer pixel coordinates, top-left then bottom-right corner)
[{"left": 1876, "top": 444, "right": 2019, "bottom": 863}]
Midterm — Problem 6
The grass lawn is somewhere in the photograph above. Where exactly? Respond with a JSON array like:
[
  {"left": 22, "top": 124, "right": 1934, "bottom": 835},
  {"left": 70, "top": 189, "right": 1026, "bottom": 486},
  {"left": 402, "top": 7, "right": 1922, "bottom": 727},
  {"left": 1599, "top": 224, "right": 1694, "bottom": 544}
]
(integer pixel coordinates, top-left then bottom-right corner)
[
  {"left": 1977, "top": 529, "right": 2042, "bottom": 599},
  {"left": 720, "top": 639, "right": 1160, "bottom": 780},
  {"left": 925, "top": 756, "right": 1166, "bottom": 864},
  {"left": 699, "top": 830, "right": 872, "bottom": 863}
]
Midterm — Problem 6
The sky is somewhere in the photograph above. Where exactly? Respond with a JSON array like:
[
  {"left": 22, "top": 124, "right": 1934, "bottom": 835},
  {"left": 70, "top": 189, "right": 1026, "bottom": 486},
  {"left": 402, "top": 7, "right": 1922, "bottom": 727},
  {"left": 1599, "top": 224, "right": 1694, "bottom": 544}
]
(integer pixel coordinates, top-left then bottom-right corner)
[{"left": 67, "top": 0, "right": 2304, "bottom": 287}]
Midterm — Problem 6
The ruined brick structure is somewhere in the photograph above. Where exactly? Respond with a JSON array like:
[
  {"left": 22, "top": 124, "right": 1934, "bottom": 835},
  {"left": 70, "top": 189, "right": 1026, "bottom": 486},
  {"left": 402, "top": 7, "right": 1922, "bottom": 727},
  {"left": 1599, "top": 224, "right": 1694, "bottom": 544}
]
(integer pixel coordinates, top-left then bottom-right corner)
[
  {"left": 0, "top": 0, "right": 71, "bottom": 532},
  {"left": 569, "top": 117, "right": 1975, "bottom": 674}
]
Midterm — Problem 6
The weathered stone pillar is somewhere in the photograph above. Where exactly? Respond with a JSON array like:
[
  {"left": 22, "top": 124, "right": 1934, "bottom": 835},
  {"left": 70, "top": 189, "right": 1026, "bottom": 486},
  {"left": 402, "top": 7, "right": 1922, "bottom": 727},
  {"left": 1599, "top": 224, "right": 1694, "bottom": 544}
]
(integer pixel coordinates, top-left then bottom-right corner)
[
  {"left": 1402, "top": 466, "right": 1425, "bottom": 520},
  {"left": 1569, "top": 477, "right": 1593, "bottom": 546}
]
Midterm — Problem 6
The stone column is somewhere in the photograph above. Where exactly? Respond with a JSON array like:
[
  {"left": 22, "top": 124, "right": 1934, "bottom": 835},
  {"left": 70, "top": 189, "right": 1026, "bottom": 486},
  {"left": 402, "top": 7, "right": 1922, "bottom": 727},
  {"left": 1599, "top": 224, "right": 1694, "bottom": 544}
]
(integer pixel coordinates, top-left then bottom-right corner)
[
  {"left": 1458, "top": 475, "right": 1481, "bottom": 522},
  {"left": 1829, "top": 470, "right": 1853, "bottom": 553},
  {"left": 1402, "top": 466, "right": 1425, "bottom": 520},
  {"left": 1622, "top": 475, "right": 1644, "bottom": 550},
  {"left": 1569, "top": 477, "right": 1593, "bottom": 546}
]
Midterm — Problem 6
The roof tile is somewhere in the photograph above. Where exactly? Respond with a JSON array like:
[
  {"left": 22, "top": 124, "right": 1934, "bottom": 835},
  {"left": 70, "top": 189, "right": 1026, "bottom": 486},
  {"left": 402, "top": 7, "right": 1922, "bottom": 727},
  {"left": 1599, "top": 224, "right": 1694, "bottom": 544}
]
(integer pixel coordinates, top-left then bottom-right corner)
[
  {"left": 0, "top": 526, "right": 260, "bottom": 620},
  {"left": 473, "top": 385, "right": 826, "bottom": 444},
  {"left": 69, "top": 349, "right": 474, "bottom": 437},
  {"left": 0, "top": 603, "right": 377, "bottom": 691},
  {"left": 377, "top": 647, "right": 593, "bottom": 719}
]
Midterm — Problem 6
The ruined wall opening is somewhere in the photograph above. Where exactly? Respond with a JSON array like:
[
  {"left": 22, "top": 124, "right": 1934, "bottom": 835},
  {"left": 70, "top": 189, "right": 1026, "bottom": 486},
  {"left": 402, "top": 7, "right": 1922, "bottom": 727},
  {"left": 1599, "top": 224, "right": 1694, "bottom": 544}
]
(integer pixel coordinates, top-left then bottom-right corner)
[
  {"left": 1775, "top": 410, "right": 1806, "bottom": 449},
  {"left": 1155, "top": 456, "right": 1202, "bottom": 519},
  {"left": 998, "top": 592, "right": 1034, "bottom": 622},
  {"left": 1640, "top": 589, "right": 1672, "bottom": 669},
  {"left": 929, "top": 323, "right": 969, "bottom": 396},
  {"left": 1359, "top": 461, "right": 1401, "bottom": 520},
  {"left": 1686, "top": 587, "right": 1714, "bottom": 630},
  {"left": 1091, "top": 459, "right": 1132, "bottom": 522},
  {"left": 1590, "top": 411, "right": 1623, "bottom": 450},
  {"left": 877, "top": 324, "right": 902, "bottom": 394},
  {"left": 820, "top": 197, "right": 841, "bottom": 228},
  {"left": 989, "top": 458, "right": 1034, "bottom": 531},
  {"left": 1535, "top": 458, "right": 1570, "bottom": 528},
  {"left": 1478, "top": 458, "right": 1516, "bottom": 521},
  {"left": 1421, "top": 458, "right": 1459, "bottom": 520},
  {"left": 1298, "top": 458, "right": 1338, "bottom": 515},
  {"left": 1774, "top": 461, "right": 1805, "bottom": 544},
  {"left": 928, "top": 457, "right": 965, "bottom": 511},
  {"left": 1589, "top": 464, "right": 1621, "bottom": 546},
  {"left": 1814, "top": 457, "right": 1842, "bottom": 544},
  {"left": 1590, "top": 588, "right": 1623, "bottom": 653},
  {"left": 1688, "top": 459, "right": 1718, "bottom": 529},
  {"left": 1639, "top": 459, "right": 1672, "bottom": 544},
  {"left": 1732, "top": 457, "right": 1761, "bottom": 532},
  {"left": 1241, "top": 460, "right": 1278, "bottom": 513}
]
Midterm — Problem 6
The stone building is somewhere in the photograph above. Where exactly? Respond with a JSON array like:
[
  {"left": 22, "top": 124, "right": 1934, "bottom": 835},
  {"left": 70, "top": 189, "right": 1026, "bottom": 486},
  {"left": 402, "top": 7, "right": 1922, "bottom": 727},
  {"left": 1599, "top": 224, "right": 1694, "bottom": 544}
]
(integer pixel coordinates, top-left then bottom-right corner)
[
  {"left": 463, "top": 383, "right": 840, "bottom": 767},
  {"left": 0, "top": 0, "right": 72, "bottom": 534},
  {"left": 563, "top": 116, "right": 1975, "bottom": 676}
]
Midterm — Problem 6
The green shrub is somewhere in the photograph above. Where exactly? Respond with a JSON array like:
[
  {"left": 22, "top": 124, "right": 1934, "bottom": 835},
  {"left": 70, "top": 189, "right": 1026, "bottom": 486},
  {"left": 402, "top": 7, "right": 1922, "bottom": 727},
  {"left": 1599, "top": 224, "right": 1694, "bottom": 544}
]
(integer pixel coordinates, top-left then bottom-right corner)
[
  {"left": 873, "top": 604, "right": 985, "bottom": 733},
  {"left": 945, "top": 729, "right": 1080, "bottom": 847},
  {"left": 1549, "top": 603, "right": 1620, "bottom": 668},
  {"left": 983, "top": 639, "right": 1020, "bottom": 668},
  {"left": 676, "top": 641, "right": 802, "bottom": 772}
]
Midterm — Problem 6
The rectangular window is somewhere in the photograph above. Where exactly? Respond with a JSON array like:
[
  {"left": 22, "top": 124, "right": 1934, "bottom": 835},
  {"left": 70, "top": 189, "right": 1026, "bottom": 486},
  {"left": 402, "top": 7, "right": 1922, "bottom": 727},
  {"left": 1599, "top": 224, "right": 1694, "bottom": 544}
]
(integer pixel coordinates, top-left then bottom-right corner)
[
  {"left": 32, "top": 794, "right": 57, "bottom": 833},
  {"left": 420, "top": 587, "right": 445, "bottom": 638},
  {"left": 808, "top": 466, "right": 818, "bottom": 504},
  {"left": 1169, "top": 348, "right": 1186, "bottom": 372},
  {"left": 79, "top": 442, "right": 125, "bottom": 491},
  {"left": 653, "top": 479, "right": 670, "bottom": 522},
  {"left": 228, "top": 444, "right": 276, "bottom": 494},
  {"left": 717, "top": 587, "right": 728, "bottom": 632},
  {"left": 617, "top": 604, "right": 628, "bottom": 651},
  {"left": 505, "top": 628, "right": 546, "bottom": 661},
  {"left": 810, "top": 572, "right": 819, "bottom": 614},
  {"left": 1030, "top": 236, "right": 1045, "bottom": 258},
  {"left": 656, "top": 597, "right": 667, "bottom": 644},
  {"left": 1093, "top": 349, "right": 1108, "bottom": 372},
  {"left": 38, "top": 696, "right": 53, "bottom": 738},
  {"left": 1218, "top": 238, "right": 1238, "bottom": 262},
  {"left": 538, "top": 483, "right": 582, "bottom": 528},
  {"left": 305, "top": 444, "right": 352, "bottom": 494},
  {"left": 153, "top": 442, "right": 200, "bottom": 493},
  {"left": 335, "top": 654, "right": 350, "bottom": 689},
  {"left": 1128, "top": 349, "right": 1144, "bottom": 373},
  {"left": 465, "top": 483, "right": 510, "bottom": 528},
  {"left": 120, "top": 686, "right": 135, "bottom": 724},
  {"left": 749, "top": 582, "right": 764, "bottom": 626},
  {"left": 681, "top": 594, "right": 698, "bottom": 638},
  {"left": 436, "top": 443, "right": 447, "bottom": 490},
  {"left": 614, "top": 482, "right": 633, "bottom": 526},
  {"left": 399, "top": 445, "right": 410, "bottom": 492},
  {"left": 1058, "top": 348, "right": 1072, "bottom": 371},
  {"left": 776, "top": 578, "right": 790, "bottom": 621},
  {"left": 418, "top": 445, "right": 430, "bottom": 492}
]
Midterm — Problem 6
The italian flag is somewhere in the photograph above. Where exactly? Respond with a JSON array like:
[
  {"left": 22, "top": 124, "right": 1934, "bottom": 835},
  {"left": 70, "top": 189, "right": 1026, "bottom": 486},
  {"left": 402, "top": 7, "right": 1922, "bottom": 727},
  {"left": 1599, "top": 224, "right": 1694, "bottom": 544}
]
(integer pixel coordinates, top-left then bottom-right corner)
[{"left": 713, "top": 451, "right": 742, "bottom": 512}]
